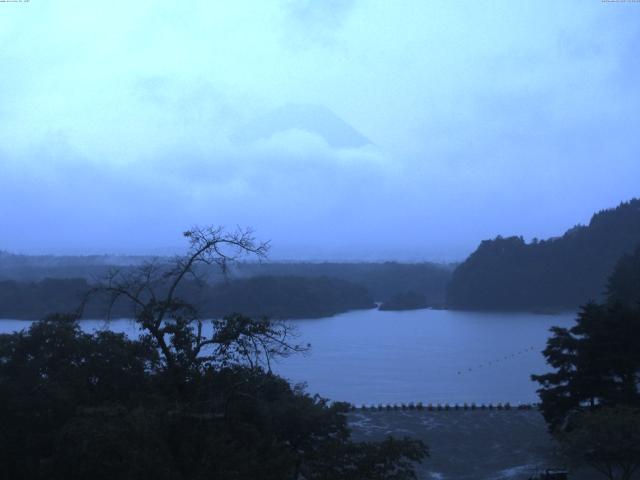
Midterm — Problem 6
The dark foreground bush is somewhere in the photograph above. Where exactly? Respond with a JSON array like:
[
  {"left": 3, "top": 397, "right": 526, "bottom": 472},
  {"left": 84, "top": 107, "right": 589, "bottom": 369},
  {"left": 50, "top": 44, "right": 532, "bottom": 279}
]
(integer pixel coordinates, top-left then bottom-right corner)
[{"left": 0, "top": 316, "right": 427, "bottom": 480}]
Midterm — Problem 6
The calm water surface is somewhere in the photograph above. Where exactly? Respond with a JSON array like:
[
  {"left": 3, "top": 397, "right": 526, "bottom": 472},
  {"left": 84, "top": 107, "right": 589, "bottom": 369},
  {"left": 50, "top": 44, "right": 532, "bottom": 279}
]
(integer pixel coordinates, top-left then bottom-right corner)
[{"left": 0, "top": 309, "right": 574, "bottom": 405}]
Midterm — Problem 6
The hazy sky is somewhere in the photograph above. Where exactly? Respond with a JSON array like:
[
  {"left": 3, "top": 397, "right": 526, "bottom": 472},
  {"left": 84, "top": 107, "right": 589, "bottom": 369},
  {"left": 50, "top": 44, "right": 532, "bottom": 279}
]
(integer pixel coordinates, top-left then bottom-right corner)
[{"left": 1, "top": 1, "right": 639, "bottom": 261}]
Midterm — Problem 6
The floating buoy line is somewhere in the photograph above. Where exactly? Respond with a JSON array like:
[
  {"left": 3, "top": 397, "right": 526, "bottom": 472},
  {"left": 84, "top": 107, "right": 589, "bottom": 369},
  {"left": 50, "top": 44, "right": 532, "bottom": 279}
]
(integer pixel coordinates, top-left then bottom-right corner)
[{"left": 456, "top": 345, "right": 538, "bottom": 376}]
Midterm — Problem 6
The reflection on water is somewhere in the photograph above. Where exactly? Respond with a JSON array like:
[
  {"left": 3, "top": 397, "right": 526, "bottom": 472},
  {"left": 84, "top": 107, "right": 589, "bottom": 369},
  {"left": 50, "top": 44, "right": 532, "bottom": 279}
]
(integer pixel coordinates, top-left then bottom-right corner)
[{"left": 0, "top": 308, "right": 574, "bottom": 405}]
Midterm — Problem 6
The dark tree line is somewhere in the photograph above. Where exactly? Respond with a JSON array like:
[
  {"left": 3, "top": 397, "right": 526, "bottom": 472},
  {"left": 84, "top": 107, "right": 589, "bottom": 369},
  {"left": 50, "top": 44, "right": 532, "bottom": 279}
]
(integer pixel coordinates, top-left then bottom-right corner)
[
  {"left": 200, "top": 275, "right": 375, "bottom": 319},
  {"left": 448, "top": 199, "right": 640, "bottom": 310},
  {"left": 0, "top": 226, "right": 427, "bottom": 479},
  {"left": 0, "top": 275, "right": 374, "bottom": 320},
  {"left": 379, "top": 291, "right": 428, "bottom": 311},
  {"left": 233, "top": 261, "right": 453, "bottom": 306},
  {"left": 1, "top": 252, "right": 453, "bottom": 308},
  {"left": 532, "top": 247, "right": 640, "bottom": 480}
]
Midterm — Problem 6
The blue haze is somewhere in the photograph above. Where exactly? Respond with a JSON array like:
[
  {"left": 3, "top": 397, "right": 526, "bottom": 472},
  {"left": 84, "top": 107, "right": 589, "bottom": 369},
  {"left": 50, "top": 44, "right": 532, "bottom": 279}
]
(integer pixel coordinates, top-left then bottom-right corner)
[{"left": 0, "top": 1, "right": 639, "bottom": 260}]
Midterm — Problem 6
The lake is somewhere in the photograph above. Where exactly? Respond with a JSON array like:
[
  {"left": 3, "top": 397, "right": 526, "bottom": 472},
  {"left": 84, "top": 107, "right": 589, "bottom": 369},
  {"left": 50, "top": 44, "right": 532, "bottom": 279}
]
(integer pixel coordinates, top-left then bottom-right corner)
[{"left": 0, "top": 308, "right": 574, "bottom": 406}]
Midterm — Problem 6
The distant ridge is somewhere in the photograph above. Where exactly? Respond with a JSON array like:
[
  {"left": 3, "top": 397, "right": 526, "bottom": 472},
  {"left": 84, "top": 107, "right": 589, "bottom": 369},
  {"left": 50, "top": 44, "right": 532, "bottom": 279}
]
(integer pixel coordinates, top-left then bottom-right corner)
[
  {"left": 447, "top": 198, "right": 640, "bottom": 310},
  {"left": 231, "top": 103, "right": 372, "bottom": 149}
]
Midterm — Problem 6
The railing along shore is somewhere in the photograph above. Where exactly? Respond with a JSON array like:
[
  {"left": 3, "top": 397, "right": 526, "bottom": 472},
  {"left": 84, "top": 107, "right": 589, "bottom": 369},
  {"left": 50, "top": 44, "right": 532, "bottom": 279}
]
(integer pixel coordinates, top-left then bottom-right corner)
[{"left": 350, "top": 402, "right": 541, "bottom": 411}]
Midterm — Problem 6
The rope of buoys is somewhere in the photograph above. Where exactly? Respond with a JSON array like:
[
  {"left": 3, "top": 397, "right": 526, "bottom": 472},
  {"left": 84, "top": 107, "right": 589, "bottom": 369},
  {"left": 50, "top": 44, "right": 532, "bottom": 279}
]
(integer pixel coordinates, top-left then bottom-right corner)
[
  {"left": 456, "top": 346, "right": 538, "bottom": 376},
  {"left": 353, "top": 402, "right": 540, "bottom": 412}
]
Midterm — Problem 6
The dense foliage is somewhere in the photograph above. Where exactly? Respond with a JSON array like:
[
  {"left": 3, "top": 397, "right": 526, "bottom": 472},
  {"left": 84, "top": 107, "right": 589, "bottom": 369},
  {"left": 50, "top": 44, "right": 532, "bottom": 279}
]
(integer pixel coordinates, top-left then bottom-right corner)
[
  {"left": 379, "top": 291, "right": 428, "bottom": 311},
  {"left": 0, "top": 253, "right": 453, "bottom": 308},
  {"left": 0, "top": 226, "right": 428, "bottom": 479},
  {"left": 558, "top": 406, "right": 640, "bottom": 480},
  {"left": 0, "top": 251, "right": 150, "bottom": 282},
  {"left": 532, "top": 247, "right": 640, "bottom": 430},
  {"left": 0, "top": 275, "right": 374, "bottom": 320},
  {"left": 0, "top": 278, "right": 90, "bottom": 319},
  {"left": 200, "top": 275, "right": 375, "bottom": 319},
  {"left": 532, "top": 247, "right": 640, "bottom": 479},
  {"left": 447, "top": 199, "right": 640, "bottom": 310},
  {"left": 0, "top": 317, "right": 427, "bottom": 479},
  {"left": 532, "top": 300, "right": 640, "bottom": 430},
  {"left": 233, "top": 261, "right": 453, "bottom": 306},
  {"left": 606, "top": 247, "right": 640, "bottom": 309}
]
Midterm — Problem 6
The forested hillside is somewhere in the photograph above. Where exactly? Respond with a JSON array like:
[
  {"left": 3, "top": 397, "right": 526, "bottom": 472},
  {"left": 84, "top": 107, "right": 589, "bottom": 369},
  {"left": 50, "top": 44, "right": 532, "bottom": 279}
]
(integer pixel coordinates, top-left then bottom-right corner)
[
  {"left": 0, "top": 275, "right": 374, "bottom": 320},
  {"left": 0, "top": 256, "right": 452, "bottom": 317},
  {"left": 0, "top": 251, "right": 152, "bottom": 281},
  {"left": 198, "top": 276, "right": 374, "bottom": 319},
  {"left": 232, "top": 262, "right": 453, "bottom": 306},
  {"left": 447, "top": 199, "right": 640, "bottom": 310}
]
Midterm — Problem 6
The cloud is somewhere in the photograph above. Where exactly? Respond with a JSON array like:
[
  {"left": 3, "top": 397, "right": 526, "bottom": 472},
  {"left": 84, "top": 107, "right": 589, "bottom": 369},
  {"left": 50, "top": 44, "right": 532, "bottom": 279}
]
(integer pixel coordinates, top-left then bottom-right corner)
[
  {"left": 1, "top": 1, "right": 639, "bottom": 260},
  {"left": 0, "top": 130, "right": 401, "bottom": 257},
  {"left": 282, "top": 0, "right": 358, "bottom": 47}
]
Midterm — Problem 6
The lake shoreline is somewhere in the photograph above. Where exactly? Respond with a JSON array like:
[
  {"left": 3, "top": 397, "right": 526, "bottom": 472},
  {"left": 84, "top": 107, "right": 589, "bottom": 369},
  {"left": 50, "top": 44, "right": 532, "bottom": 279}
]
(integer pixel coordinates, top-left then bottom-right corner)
[
  {"left": 0, "top": 309, "right": 575, "bottom": 405},
  {"left": 0, "top": 305, "right": 577, "bottom": 322}
]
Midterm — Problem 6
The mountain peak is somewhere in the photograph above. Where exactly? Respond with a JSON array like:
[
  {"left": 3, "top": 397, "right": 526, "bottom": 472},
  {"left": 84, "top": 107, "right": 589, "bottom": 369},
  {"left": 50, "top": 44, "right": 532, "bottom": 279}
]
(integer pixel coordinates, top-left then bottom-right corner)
[{"left": 231, "top": 103, "right": 371, "bottom": 149}]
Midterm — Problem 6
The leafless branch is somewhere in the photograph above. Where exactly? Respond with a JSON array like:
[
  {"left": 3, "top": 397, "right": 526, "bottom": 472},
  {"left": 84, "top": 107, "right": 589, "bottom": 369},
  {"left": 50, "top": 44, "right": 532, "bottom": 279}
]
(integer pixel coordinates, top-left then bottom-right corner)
[{"left": 87, "top": 225, "right": 306, "bottom": 376}]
